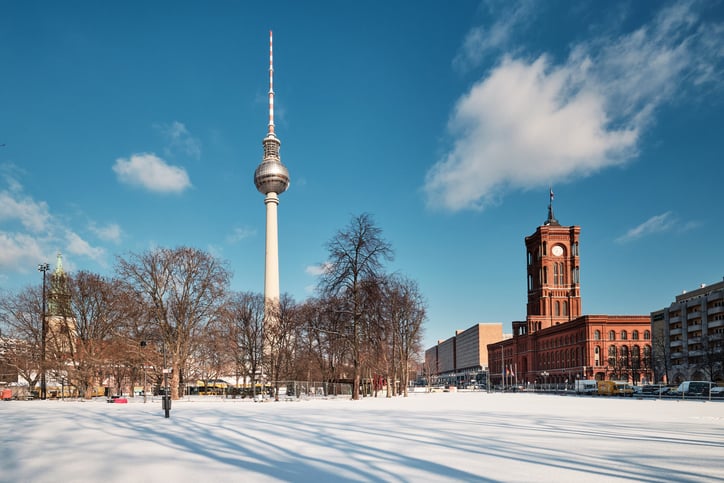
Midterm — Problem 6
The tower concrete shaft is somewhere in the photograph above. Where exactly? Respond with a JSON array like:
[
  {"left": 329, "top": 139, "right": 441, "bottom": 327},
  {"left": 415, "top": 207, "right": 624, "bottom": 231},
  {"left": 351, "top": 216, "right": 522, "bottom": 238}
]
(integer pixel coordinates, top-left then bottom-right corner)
[{"left": 264, "top": 192, "right": 280, "bottom": 302}]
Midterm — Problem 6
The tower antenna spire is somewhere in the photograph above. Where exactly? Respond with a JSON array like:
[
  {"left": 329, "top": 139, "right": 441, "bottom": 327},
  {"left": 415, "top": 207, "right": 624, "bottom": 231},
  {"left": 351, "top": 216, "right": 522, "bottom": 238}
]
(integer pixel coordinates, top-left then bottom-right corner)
[{"left": 268, "top": 30, "right": 274, "bottom": 135}]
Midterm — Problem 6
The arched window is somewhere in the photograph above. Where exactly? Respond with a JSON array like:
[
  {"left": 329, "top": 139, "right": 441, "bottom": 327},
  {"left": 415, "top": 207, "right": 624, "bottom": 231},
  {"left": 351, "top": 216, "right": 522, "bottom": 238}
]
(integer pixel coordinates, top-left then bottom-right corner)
[
  {"left": 621, "top": 330, "right": 628, "bottom": 340},
  {"left": 632, "top": 330, "right": 639, "bottom": 340},
  {"left": 594, "top": 330, "right": 601, "bottom": 341},
  {"left": 608, "top": 330, "right": 616, "bottom": 341},
  {"left": 563, "top": 301, "right": 569, "bottom": 316},
  {"left": 621, "top": 346, "right": 629, "bottom": 367},
  {"left": 555, "top": 301, "right": 560, "bottom": 316},
  {"left": 528, "top": 274, "right": 533, "bottom": 291},
  {"left": 644, "top": 330, "right": 651, "bottom": 340},
  {"left": 608, "top": 346, "right": 617, "bottom": 365},
  {"left": 594, "top": 346, "right": 601, "bottom": 366},
  {"left": 632, "top": 346, "right": 641, "bottom": 369}
]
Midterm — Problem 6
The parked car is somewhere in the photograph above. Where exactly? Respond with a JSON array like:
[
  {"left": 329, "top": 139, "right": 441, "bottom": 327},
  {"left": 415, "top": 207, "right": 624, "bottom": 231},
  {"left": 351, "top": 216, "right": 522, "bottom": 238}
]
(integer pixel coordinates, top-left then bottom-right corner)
[{"left": 708, "top": 387, "right": 724, "bottom": 398}]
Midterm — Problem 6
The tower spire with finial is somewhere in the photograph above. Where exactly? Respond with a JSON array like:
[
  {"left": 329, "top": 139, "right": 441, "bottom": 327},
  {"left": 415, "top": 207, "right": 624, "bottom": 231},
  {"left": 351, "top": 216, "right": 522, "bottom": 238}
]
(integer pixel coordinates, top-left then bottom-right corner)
[{"left": 544, "top": 187, "right": 559, "bottom": 226}]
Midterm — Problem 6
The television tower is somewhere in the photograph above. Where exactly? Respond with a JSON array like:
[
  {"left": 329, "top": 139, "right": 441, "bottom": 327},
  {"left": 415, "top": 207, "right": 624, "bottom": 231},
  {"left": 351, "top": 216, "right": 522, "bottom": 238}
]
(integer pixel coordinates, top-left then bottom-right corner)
[{"left": 254, "top": 30, "right": 290, "bottom": 307}]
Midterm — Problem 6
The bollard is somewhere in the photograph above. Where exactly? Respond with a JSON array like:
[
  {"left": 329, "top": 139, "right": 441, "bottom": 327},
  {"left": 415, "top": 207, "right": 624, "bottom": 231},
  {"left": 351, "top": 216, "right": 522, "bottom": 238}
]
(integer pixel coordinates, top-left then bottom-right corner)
[{"left": 162, "top": 394, "right": 171, "bottom": 418}]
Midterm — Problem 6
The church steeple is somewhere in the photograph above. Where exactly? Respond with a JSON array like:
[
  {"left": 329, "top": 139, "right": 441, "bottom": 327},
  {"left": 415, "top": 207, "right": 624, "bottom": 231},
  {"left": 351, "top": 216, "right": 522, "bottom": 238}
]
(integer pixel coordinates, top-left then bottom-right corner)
[{"left": 48, "top": 252, "right": 71, "bottom": 317}]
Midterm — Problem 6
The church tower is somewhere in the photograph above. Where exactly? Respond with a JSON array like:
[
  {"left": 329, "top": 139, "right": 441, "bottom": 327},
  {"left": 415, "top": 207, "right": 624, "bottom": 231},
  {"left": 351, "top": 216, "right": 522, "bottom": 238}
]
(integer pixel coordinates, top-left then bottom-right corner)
[{"left": 525, "top": 190, "right": 581, "bottom": 333}]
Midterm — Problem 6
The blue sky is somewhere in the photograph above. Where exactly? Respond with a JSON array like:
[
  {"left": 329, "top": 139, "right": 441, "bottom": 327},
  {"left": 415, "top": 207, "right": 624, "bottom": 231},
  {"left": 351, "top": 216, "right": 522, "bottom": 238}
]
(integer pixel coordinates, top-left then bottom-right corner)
[{"left": 1, "top": 1, "right": 723, "bottom": 349}]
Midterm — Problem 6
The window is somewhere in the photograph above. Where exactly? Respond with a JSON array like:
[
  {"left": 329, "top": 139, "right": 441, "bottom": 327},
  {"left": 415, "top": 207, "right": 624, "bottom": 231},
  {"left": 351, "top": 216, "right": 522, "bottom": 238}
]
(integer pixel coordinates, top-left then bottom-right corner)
[
  {"left": 555, "top": 301, "right": 560, "bottom": 316},
  {"left": 632, "top": 330, "right": 639, "bottom": 340},
  {"left": 620, "top": 346, "right": 629, "bottom": 366},
  {"left": 563, "top": 301, "right": 568, "bottom": 316},
  {"left": 608, "top": 330, "right": 616, "bottom": 341},
  {"left": 644, "top": 330, "right": 650, "bottom": 340},
  {"left": 608, "top": 346, "right": 617, "bottom": 365},
  {"left": 594, "top": 330, "right": 601, "bottom": 340},
  {"left": 621, "top": 330, "right": 627, "bottom": 341},
  {"left": 632, "top": 346, "right": 641, "bottom": 369}
]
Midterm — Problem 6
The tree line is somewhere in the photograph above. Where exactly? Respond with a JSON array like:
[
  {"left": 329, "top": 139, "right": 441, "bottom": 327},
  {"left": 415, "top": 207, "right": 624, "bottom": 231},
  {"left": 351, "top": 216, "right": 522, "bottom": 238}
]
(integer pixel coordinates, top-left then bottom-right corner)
[{"left": 0, "top": 214, "right": 426, "bottom": 400}]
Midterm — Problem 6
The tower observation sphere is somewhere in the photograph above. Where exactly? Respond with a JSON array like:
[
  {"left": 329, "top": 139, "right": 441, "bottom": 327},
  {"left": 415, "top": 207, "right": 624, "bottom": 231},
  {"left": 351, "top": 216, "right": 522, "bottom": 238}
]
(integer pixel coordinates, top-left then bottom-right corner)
[{"left": 254, "top": 133, "right": 290, "bottom": 195}]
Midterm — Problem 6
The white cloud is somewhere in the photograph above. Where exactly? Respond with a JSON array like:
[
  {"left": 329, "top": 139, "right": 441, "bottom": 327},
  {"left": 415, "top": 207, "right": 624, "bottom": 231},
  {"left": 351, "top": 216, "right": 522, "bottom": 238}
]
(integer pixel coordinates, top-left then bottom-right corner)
[
  {"left": 89, "top": 222, "right": 122, "bottom": 244},
  {"left": 426, "top": 1, "right": 722, "bottom": 212},
  {"left": 452, "top": 1, "right": 534, "bottom": 72},
  {"left": 0, "top": 232, "right": 45, "bottom": 271},
  {"left": 65, "top": 231, "right": 105, "bottom": 263},
  {"left": 156, "top": 121, "right": 202, "bottom": 160},
  {"left": 0, "top": 189, "right": 51, "bottom": 232},
  {"left": 113, "top": 153, "right": 191, "bottom": 194},
  {"left": 305, "top": 263, "right": 332, "bottom": 276},
  {"left": 226, "top": 227, "right": 256, "bottom": 244},
  {"left": 616, "top": 212, "right": 699, "bottom": 244},
  {"left": 0, "top": 173, "right": 110, "bottom": 275}
]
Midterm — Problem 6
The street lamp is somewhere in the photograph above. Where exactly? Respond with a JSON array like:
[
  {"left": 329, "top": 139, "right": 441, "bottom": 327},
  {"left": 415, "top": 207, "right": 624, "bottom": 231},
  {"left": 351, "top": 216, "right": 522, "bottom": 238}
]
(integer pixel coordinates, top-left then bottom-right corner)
[
  {"left": 141, "top": 339, "right": 171, "bottom": 417},
  {"left": 38, "top": 262, "right": 50, "bottom": 400},
  {"left": 541, "top": 371, "right": 549, "bottom": 391}
]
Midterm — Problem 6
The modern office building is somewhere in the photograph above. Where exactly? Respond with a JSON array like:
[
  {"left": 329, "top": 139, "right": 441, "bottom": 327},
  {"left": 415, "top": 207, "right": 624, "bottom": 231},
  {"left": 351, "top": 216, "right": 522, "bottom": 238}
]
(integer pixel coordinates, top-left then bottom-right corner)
[
  {"left": 424, "top": 323, "right": 503, "bottom": 387},
  {"left": 651, "top": 278, "right": 724, "bottom": 384},
  {"left": 486, "top": 194, "right": 652, "bottom": 386}
]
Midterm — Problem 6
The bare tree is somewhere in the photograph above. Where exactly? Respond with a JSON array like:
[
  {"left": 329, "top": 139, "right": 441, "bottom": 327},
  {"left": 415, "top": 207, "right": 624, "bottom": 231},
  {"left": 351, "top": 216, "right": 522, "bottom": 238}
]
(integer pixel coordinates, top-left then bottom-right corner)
[
  {"left": 0, "top": 287, "right": 43, "bottom": 392},
  {"left": 63, "top": 271, "right": 131, "bottom": 398},
  {"left": 116, "top": 247, "right": 230, "bottom": 400},
  {"left": 217, "top": 291, "right": 265, "bottom": 397},
  {"left": 318, "top": 214, "right": 393, "bottom": 400},
  {"left": 651, "top": 325, "right": 671, "bottom": 384},
  {"left": 266, "top": 293, "right": 302, "bottom": 400},
  {"left": 385, "top": 275, "right": 426, "bottom": 397}
]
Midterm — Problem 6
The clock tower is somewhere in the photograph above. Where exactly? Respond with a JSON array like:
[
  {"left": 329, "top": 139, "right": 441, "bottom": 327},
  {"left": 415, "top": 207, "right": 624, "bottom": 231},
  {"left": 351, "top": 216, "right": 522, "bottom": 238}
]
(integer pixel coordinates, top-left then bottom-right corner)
[{"left": 525, "top": 191, "right": 581, "bottom": 333}]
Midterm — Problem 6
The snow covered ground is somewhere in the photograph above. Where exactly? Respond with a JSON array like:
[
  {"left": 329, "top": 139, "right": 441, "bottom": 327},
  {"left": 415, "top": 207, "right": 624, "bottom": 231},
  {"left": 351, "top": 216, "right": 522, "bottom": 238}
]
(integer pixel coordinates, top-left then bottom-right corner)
[{"left": 1, "top": 391, "right": 722, "bottom": 482}]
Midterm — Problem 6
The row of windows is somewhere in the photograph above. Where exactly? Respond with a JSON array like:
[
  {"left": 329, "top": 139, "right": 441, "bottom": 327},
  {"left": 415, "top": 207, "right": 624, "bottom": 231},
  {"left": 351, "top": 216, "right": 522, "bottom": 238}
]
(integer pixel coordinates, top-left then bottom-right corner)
[{"left": 593, "top": 329, "right": 650, "bottom": 341}]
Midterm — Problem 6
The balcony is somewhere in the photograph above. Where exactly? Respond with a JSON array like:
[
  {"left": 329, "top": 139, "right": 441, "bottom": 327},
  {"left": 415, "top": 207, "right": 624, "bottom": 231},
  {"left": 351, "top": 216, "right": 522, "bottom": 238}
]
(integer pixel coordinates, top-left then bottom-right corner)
[
  {"left": 708, "top": 305, "right": 724, "bottom": 316},
  {"left": 669, "top": 328, "right": 682, "bottom": 336}
]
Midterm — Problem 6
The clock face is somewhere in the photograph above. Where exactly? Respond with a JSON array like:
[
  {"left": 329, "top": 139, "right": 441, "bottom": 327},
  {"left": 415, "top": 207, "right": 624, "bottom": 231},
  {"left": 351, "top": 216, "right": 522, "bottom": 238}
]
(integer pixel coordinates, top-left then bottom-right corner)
[{"left": 552, "top": 245, "right": 564, "bottom": 257}]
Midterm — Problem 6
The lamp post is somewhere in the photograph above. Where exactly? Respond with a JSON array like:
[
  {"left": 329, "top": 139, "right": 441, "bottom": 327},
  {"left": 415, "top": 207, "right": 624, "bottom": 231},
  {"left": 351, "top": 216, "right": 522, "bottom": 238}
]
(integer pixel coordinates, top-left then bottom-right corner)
[
  {"left": 141, "top": 339, "right": 170, "bottom": 417},
  {"left": 542, "top": 371, "right": 549, "bottom": 392},
  {"left": 162, "top": 341, "right": 170, "bottom": 418},
  {"left": 38, "top": 262, "right": 49, "bottom": 400}
]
